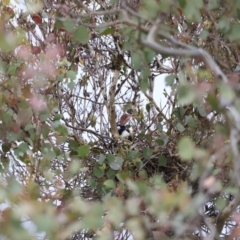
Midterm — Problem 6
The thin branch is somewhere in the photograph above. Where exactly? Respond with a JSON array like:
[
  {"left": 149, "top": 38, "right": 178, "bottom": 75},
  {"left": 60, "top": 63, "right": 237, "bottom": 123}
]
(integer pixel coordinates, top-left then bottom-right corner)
[
  {"left": 143, "top": 91, "right": 169, "bottom": 123},
  {"left": 64, "top": 121, "right": 111, "bottom": 140},
  {"left": 141, "top": 19, "right": 228, "bottom": 84},
  {"left": 108, "top": 70, "right": 120, "bottom": 138}
]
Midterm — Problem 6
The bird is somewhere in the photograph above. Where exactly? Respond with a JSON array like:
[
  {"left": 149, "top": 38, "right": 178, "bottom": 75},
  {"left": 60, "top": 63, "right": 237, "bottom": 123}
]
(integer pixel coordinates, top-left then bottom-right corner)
[{"left": 117, "top": 113, "right": 133, "bottom": 141}]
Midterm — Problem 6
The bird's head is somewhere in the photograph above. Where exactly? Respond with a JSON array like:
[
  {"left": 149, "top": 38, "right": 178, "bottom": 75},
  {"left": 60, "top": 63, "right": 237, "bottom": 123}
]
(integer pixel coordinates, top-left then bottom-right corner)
[
  {"left": 119, "top": 113, "right": 131, "bottom": 126},
  {"left": 117, "top": 113, "right": 133, "bottom": 141}
]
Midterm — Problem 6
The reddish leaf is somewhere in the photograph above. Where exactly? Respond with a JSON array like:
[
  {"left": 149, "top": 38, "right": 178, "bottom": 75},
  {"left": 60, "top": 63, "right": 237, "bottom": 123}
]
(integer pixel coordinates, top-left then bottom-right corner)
[
  {"left": 31, "top": 46, "right": 41, "bottom": 55},
  {"left": 22, "top": 85, "right": 33, "bottom": 98},
  {"left": 58, "top": 27, "right": 66, "bottom": 32},
  {"left": 32, "top": 14, "right": 42, "bottom": 24},
  {"left": 5, "top": 7, "right": 13, "bottom": 13},
  {"left": 4, "top": 7, "right": 14, "bottom": 18},
  {"left": 9, "top": 98, "right": 18, "bottom": 110},
  {"left": 12, "top": 124, "right": 19, "bottom": 133},
  {"left": 177, "top": 8, "right": 183, "bottom": 15}
]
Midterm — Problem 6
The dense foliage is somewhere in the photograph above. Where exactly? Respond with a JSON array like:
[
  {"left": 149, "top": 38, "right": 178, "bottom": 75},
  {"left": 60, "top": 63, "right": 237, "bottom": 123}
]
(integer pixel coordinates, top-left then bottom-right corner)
[{"left": 1, "top": 0, "right": 240, "bottom": 239}]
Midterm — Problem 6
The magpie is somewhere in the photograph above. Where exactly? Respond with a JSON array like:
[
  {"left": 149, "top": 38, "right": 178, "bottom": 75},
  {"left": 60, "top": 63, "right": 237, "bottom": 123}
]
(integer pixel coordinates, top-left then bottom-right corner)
[{"left": 117, "top": 113, "right": 133, "bottom": 141}]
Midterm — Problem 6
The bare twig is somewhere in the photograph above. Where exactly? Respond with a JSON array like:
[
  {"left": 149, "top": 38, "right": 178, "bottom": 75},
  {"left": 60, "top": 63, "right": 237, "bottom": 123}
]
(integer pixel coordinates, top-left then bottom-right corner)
[
  {"left": 108, "top": 70, "right": 120, "bottom": 138},
  {"left": 141, "top": 19, "right": 228, "bottom": 84},
  {"left": 143, "top": 91, "right": 168, "bottom": 123}
]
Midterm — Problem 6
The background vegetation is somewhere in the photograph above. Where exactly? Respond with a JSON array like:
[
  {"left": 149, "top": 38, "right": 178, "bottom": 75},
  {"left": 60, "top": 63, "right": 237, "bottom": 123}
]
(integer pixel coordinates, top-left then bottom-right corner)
[{"left": 0, "top": 0, "right": 240, "bottom": 239}]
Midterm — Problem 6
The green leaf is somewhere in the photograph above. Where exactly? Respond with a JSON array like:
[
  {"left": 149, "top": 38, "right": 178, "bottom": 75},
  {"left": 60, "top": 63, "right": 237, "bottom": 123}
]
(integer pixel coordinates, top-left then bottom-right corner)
[
  {"left": 69, "top": 160, "right": 81, "bottom": 173},
  {"left": 52, "top": 120, "right": 62, "bottom": 129},
  {"left": 34, "top": 213, "right": 57, "bottom": 232},
  {"left": 68, "top": 81, "right": 75, "bottom": 90},
  {"left": 58, "top": 74, "right": 64, "bottom": 82},
  {"left": 140, "top": 68, "right": 150, "bottom": 92},
  {"left": 156, "top": 139, "right": 164, "bottom": 146},
  {"left": 140, "top": 78, "right": 149, "bottom": 92},
  {"left": 108, "top": 156, "right": 123, "bottom": 170},
  {"left": 53, "top": 146, "right": 61, "bottom": 156},
  {"left": 0, "top": 60, "right": 7, "bottom": 74},
  {"left": 182, "top": 0, "right": 203, "bottom": 22},
  {"left": 228, "top": 23, "right": 240, "bottom": 41},
  {"left": 7, "top": 64, "right": 18, "bottom": 75},
  {"left": 117, "top": 171, "right": 131, "bottom": 181},
  {"left": 55, "top": 125, "right": 68, "bottom": 136},
  {"left": 140, "top": 0, "right": 161, "bottom": 17},
  {"left": 103, "top": 179, "right": 116, "bottom": 189},
  {"left": 69, "top": 140, "right": 79, "bottom": 150},
  {"left": 14, "top": 142, "right": 29, "bottom": 157},
  {"left": 158, "top": 156, "right": 167, "bottom": 166},
  {"left": 196, "top": 105, "right": 206, "bottom": 117},
  {"left": 19, "top": 100, "right": 30, "bottom": 110},
  {"left": 53, "top": 114, "right": 63, "bottom": 121},
  {"left": 219, "top": 82, "right": 235, "bottom": 103},
  {"left": 66, "top": 70, "right": 76, "bottom": 81},
  {"left": 178, "top": 84, "right": 196, "bottom": 105},
  {"left": 98, "top": 154, "right": 106, "bottom": 164},
  {"left": 176, "top": 122, "right": 185, "bottom": 132},
  {"left": 106, "top": 168, "right": 116, "bottom": 179},
  {"left": 39, "top": 111, "right": 50, "bottom": 122},
  {"left": 165, "top": 75, "right": 175, "bottom": 86},
  {"left": 107, "top": 154, "right": 115, "bottom": 162},
  {"left": 24, "top": 124, "right": 36, "bottom": 139},
  {"left": 77, "top": 145, "right": 90, "bottom": 157},
  {"left": 144, "top": 48, "right": 156, "bottom": 64},
  {"left": 173, "top": 107, "right": 184, "bottom": 118},
  {"left": 42, "top": 150, "right": 56, "bottom": 161},
  {"left": 131, "top": 51, "right": 142, "bottom": 70},
  {"left": 208, "top": 0, "right": 219, "bottom": 10},
  {"left": 2, "top": 143, "right": 10, "bottom": 153},
  {"left": 3, "top": 0, "right": 10, "bottom": 5},
  {"left": 41, "top": 143, "right": 52, "bottom": 153},
  {"left": 88, "top": 178, "right": 97, "bottom": 188},
  {"left": 216, "top": 197, "right": 227, "bottom": 211},
  {"left": 207, "top": 94, "right": 220, "bottom": 112},
  {"left": 218, "top": 17, "right": 230, "bottom": 33},
  {"left": 143, "top": 148, "right": 153, "bottom": 160},
  {"left": 185, "top": 116, "right": 198, "bottom": 128},
  {"left": 200, "top": 30, "right": 209, "bottom": 40},
  {"left": 0, "top": 35, "right": 12, "bottom": 52},
  {"left": 19, "top": 142, "right": 29, "bottom": 152},
  {"left": 146, "top": 103, "right": 151, "bottom": 112},
  {"left": 81, "top": 204, "right": 103, "bottom": 229},
  {"left": 8, "top": 132, "right": 21, "bottom": 141},
  {"left": 93, "top": 166, "right": 105, "bottom": 178},
  {"left": 100, "top": 27, "right": 114, "bottom": 36},
  {"left": 24, "top": 124, "right": 34, "bottom": 131},
  {"left": 63, "top": 18, "right": 75, "bottom": 32},
  {"left": 127, "top": 150, "right": 139, "bottom": 160},
  {"left": 2, "top": 112, "right": 12, "bottom": 123},
  {"left": 178, "top": 137, "right": 195, "bottom": 161},
  {"left": 213, "top": 168, "right": 221, "bottom": 175},
  {"left": 178, "top": 0, "right": 186, "bottom": 8},
  {"left": 73, "top": 26, "right": 89, "bottom": 44},
  {"left": 159, "top": 133, "right": 169, "bottom": 145},
  {"left": 158, "top": 123, "right": 163, "bottom": 132}
]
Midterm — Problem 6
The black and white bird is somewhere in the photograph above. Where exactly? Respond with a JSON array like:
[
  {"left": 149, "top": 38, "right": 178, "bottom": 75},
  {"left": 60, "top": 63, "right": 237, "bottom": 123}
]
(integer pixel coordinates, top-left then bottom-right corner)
[{"left": 117, "top": 113, "right": 133, "bottom": 141}]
